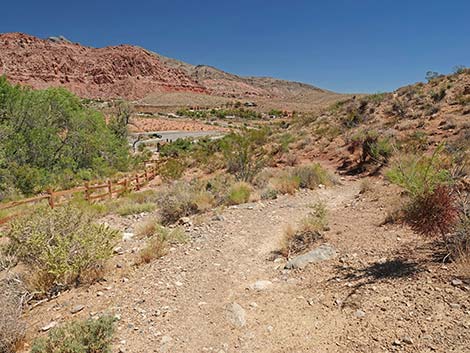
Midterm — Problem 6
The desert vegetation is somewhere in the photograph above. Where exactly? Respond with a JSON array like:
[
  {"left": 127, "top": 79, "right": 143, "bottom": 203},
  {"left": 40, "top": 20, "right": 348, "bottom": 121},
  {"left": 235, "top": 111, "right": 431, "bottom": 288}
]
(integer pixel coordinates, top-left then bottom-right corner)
[
  {"left": 2, "top": 206, "right": 118, "bottom": 295},
  {"left": 0, "top": 78, "right": 133, "bottom": 200},
  {"left": 31, "top": 315, "right": 115, "bottom": 353}
]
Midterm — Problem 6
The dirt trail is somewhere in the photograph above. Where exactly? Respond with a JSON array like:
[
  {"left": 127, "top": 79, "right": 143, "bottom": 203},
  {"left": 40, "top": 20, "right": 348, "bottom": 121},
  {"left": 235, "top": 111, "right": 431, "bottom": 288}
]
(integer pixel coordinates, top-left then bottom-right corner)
[{"left": 25, "top": 179, "right": 470, "bottom": 353}]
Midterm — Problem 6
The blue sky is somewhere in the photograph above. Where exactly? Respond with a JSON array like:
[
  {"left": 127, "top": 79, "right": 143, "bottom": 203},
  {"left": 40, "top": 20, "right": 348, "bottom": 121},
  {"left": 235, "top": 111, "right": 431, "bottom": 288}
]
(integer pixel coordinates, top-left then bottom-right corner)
[{"left": 1, "top": 0, "right": 469, "bottom": 93}]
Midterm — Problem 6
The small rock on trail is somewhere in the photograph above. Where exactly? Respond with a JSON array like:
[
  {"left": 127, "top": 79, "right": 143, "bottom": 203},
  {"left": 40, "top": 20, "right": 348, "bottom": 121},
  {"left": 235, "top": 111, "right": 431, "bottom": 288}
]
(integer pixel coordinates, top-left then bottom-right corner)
[{"left": 225, "top": 303, "right": 247, "bottom": 328}]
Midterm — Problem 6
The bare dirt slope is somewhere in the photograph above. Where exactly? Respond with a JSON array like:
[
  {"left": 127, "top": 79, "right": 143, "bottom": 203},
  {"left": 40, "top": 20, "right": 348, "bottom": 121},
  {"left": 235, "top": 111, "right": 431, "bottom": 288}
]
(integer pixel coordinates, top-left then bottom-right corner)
[{"left": 23, "top": 178, "right": 470, "bottom": 353}]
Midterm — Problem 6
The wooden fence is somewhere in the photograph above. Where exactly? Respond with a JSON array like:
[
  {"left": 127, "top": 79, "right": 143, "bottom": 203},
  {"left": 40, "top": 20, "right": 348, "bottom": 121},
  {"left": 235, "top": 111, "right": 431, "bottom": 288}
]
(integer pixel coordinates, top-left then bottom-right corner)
[{"left": 0, "top": 161, "right": 159, "bottom": 225}]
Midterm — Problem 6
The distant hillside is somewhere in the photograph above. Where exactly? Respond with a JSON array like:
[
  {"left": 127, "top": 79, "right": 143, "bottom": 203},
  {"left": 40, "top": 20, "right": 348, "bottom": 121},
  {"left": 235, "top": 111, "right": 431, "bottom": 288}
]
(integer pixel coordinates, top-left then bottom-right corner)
[{"left": 0, "top": 32, "right": 344, "bottom": 107}]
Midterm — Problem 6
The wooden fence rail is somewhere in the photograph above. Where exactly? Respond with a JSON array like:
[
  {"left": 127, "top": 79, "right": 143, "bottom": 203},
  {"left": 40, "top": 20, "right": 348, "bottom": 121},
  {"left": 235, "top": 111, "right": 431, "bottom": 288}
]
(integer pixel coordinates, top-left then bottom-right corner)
[{"left": 0, "top": 162, "right": 160, "bottom": 225}]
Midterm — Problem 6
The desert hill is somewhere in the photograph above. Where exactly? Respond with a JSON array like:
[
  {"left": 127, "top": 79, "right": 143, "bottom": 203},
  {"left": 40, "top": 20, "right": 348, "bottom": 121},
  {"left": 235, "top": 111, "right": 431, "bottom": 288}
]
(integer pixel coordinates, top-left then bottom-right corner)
[{"left": 0, "top": 32, "right": 343, "bottom": 107}]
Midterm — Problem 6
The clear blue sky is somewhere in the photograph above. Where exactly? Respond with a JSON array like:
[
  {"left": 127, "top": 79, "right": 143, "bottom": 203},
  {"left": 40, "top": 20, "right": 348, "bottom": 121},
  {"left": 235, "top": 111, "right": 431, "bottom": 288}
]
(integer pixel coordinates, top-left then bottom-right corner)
[{"left": 1, "top": 0, "right": 469, "bottom": 93}]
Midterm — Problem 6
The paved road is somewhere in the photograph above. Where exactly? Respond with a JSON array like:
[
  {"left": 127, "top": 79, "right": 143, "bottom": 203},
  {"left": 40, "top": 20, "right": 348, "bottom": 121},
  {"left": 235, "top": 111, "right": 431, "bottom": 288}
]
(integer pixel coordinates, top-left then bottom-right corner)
[{"left": 130, "top": 130, "right": 225, "bottom": 151}]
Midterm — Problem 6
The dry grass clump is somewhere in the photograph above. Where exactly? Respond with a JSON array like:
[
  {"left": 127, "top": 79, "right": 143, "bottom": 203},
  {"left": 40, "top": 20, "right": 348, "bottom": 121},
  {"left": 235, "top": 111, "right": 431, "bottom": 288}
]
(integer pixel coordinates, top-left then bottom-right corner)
[
  {"left": 139, "top": 237, "right": 167, "bottom": 264},
  {"left": 0, "top": 280, "right": 26, "bottom": 353},
  {"left": 279, "top": 202, "right": 327, "bottom": 258},
  {"left": 227, "top": 182, "right": 252, "bottom": 205},
  {"left": 271, "top": 173, "right": 301, "bottom": 195},
  {"left": 135, "top": 217, "right": 159, "bottom": 238},
  {"left": 292, "top": 163, "right": 332, "bottom": 189},
  {"left": 138, "top": 225, "right": 186, "bottom": 264},
  {"left": 359, "top": 178, "right": 373, "bottom": 194}
]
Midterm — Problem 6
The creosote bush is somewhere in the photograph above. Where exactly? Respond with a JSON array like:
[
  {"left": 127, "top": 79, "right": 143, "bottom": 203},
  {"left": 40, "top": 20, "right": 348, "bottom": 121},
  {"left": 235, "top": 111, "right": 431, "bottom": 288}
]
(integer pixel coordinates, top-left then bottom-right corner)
[
  {"left": 31, "top": 316, "right": 115, "bottom": 353},
  {"left": 3, "top": 206, "right": 118, "bottom": 294},
  {"left": 221, "top": 129, "right": 268, "bottom": 182}
]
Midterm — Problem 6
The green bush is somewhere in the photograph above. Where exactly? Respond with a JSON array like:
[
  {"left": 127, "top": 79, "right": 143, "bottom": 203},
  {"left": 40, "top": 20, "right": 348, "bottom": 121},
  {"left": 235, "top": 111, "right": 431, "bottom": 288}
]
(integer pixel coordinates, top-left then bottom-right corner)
[
  {"left": 386, "top": 146, "right": 451, "bottom": 197},
  {"left": 0, "top": 77, "right": 130, "bottom": 198},
  {"left": 31, "top": 316, "right": 115, "bottom": 353},
  {"left": 3, "top": 206, "right": 119, "bottom": 294},
  {"left": 220, "top": 129, "right": 268, "bottom": 182},
  {"left": 227, "top": 182, "right": 252, "bottom": 205},
  {"left": 158, "top": 158, "right": 186, "bottom": 181}
]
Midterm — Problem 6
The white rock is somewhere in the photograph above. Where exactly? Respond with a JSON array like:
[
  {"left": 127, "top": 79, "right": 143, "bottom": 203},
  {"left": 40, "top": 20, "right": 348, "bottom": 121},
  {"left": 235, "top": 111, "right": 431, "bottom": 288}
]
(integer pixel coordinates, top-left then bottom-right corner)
[
  {"left": 41, "top": 321, "right": 58, "bottom": 332},
  {"left": 122, "top": 232, "right": 134, "bottom": 241},
  {"left": 249, "top": 280, "right": 273, "bottom": 291}
]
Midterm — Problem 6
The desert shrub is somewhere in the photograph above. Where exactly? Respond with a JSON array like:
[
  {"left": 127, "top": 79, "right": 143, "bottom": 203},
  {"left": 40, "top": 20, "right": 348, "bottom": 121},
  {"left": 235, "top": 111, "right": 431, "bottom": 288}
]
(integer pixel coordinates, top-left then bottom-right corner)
[
  {"left": 135, "top": 218, "right": 159, "bottom": 238},
  {"left": 203, "top": 174, "right": 236, "bottom": 205},
  {"left": 227, "top": 182, "right": 252, "bottom": 205},
  {"left": 352, "top": 130, "right": 393, "bottom": 165},
  {"left": 404, "top": 185, "right": 458, "bottom": 237},
  {"left": 220, "top": 129, "right": 268, "bottom": 182},
  {"left": 280, "top": 202, "right": 327, "bottom": 258},
  {"left": 158, "top": 158, "right": 186, "bottom": 181},
  {"left": 292, "top": 163, "right": 331, "bottom": 189},
  {"left": 271, "top": 173, "right": 301, "bottom": 195},
  {"left": 425, "top": 71, "right": 441, "bottom": 82},
  {"left": 386, "top": 146, "right": 451, "bottom": 197},
  {"left": 3, "top": 206, "right": 118, "bottom": 294},
  {"left": 260, "top": 187, "right": 278, "bottom": 200},
  {"left": 304, "top": 202, "right": 328, "bottom": 230},
  {"left": 0, "top": 282, "right": 25, "bottom": 353},
  {"left": 191, "top": 190, "right": 216, "bottom": 211},
  {"left": 31, "top": 315, "right": 115, "bottom": 353},
  {"left": 139, "top": 236, "right": 167, "bottom": 264},
  {"left": 157, "top": 183, "right": 199, "bottom": 225},
  {"left": 430, "top": 87, "right": 446, "bottom": 102},
  {"left": 159, "top": 138, "right": 192, "bottom": 158}
]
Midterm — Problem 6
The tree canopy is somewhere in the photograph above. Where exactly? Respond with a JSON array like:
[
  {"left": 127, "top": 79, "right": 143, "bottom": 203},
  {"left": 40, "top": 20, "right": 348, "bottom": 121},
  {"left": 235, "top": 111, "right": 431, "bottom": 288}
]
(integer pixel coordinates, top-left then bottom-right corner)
[{"left": 0, "top": 77, "right": 130, "bottom": 198}]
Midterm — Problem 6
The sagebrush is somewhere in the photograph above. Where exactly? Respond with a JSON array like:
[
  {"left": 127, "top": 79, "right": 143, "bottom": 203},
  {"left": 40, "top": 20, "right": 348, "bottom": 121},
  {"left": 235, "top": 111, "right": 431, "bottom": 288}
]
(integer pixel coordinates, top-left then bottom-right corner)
[
  {"left": 31, "top": 316, "right": 115, "bottom": 353},
  {"left": 3, "top": 206, "right": 118, "bottom": 294}
]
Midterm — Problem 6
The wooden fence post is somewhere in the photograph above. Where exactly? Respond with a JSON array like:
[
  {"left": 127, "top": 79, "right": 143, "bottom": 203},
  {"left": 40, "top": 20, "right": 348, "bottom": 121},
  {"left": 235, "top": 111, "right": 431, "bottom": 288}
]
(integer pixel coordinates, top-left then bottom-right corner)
[
  {"left": 107, "top": 180, "right": 113, "bottom": 199},
  {"left": 123, "top": 178, "right": 128, "bottom": 194},
  {"left": 84, "top": 182, "right": 90, "bottom": 202},
  {"left": 144, "top": 169, "right": 148, "bottom": 182},
  {"left": 135, "top": 174, "right": 140, "bottom": 190},
  {"left": 47, "top": 189, "right": 55, "bottom": 209}
]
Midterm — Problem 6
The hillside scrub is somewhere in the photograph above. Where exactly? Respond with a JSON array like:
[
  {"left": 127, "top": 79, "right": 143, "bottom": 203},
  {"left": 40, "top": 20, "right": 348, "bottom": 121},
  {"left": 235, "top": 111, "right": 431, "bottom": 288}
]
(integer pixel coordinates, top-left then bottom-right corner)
[
  {"left": 386, "top": 147, "right": 465, "bottom": 241},
  {"left": 31, "top": 316, "right": 115, "bottom": 353},
  {"left": 0, "top": 77, "right": 130, "bottom": 199},
  {"left": 2, "top": 206, "right": 119, "bottom": 294},
  {"left": 221, "top": 129, "right": 269, "bottom": 182}
]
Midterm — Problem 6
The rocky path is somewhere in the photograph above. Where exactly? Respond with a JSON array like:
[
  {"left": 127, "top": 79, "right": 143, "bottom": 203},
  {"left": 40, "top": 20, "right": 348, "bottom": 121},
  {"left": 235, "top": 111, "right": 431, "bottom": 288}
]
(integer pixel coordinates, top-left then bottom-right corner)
[{"left": 25, "top": 179, "right": 470, "bottom": 353}]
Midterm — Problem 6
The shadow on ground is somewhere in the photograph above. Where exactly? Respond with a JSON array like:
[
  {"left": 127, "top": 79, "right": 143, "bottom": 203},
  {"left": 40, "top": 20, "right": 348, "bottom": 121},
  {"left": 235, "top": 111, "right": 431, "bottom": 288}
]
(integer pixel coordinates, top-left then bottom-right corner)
[{"left": 330, "top": 258, "right": 424, "bottom": 308}]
